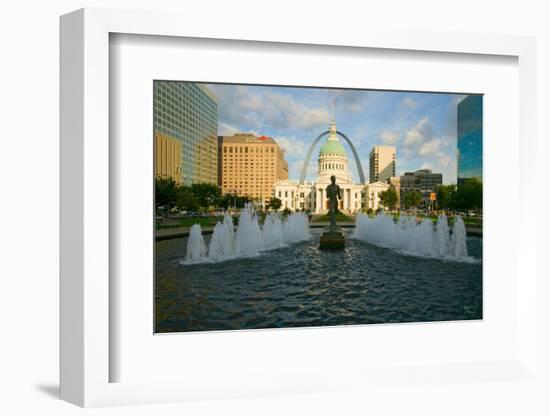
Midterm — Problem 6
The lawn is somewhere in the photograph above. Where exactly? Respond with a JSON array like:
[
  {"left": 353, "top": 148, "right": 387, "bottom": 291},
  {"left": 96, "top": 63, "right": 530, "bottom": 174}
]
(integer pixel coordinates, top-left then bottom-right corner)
[
  {"left": 157, "top": 216, "right": 224, "bottom": 229},
  {"left": 312, "top": 211, "right": 354, "bottom": 223}
]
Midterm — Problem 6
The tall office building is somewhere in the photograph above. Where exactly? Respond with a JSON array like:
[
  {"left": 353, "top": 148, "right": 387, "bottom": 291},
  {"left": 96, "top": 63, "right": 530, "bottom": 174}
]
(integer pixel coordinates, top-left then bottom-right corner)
[
  {"left": 457, "top": 95, "right": 483, "bottom": 185},
  {"left": 218, "top": 133, "right": 289, "bottom": 205},
  {"left": 153, "top": 81, "right": 218, "bottom": 185},
  {"left": 154, "top": 133, "right": 182, "bottom": 185},
  {"left": 369, "top": 145, "right": 396, "bottom": 183}
]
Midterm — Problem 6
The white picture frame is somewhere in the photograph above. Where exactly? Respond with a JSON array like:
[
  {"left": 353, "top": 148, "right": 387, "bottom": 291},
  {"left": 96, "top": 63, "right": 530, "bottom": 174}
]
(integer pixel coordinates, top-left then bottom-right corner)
[{"left": 60, "top": 7, "right": 538, "bottom": 408}]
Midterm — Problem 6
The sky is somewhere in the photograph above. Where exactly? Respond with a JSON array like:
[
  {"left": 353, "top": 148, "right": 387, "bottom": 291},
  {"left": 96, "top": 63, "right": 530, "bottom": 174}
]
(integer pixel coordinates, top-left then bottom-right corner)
[{"left": 202, "top": 83, "right": 467, "bottom": 184}]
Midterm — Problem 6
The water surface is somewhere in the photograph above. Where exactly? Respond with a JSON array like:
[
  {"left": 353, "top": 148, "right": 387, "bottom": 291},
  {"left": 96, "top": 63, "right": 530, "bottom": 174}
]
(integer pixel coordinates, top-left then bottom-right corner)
[{"left": 155, "top": 229, "right": 482, "bottom": 333}]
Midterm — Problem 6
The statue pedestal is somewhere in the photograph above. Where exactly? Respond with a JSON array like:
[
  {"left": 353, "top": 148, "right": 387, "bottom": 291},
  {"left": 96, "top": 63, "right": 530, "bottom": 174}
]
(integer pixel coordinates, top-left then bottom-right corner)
[{"left": 319, "top": 231, "right": 345, "bottom": 250}]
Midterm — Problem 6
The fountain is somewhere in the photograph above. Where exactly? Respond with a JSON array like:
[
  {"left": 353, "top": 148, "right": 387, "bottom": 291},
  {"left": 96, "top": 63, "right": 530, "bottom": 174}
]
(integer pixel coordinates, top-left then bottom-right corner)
[
  {"left": 183, "top": 205, "right": 311, "bottom": 264},
  {"left": 352, "top": 212, "right": 470, "bottom": 261},
  {"left": 185, "top": 224, "right": 207, "bottom": 262},
  {"left": 235, "top": 205, "right": 264, "bottom": 257}
]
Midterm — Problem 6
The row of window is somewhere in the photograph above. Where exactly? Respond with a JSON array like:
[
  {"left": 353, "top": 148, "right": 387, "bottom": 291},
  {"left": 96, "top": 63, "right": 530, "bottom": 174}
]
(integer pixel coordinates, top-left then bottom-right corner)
[{"left": 224, "top": 146, "right": 275, "bottom": 154}]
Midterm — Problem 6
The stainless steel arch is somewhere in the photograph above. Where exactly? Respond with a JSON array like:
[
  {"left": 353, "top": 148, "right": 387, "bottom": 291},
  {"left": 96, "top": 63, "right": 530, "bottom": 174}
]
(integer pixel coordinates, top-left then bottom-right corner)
[{"left": 299, "top": 130, "right": 366, "bottom": 184}]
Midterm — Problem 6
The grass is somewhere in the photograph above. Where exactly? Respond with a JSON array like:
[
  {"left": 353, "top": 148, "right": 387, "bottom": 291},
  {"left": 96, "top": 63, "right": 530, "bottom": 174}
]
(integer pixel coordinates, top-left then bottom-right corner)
[
  {"left": 156, "top": 216, "right": 224, "bottom": 229},
  {"left": 312, "top": 211, "right": 354, "bottom": 223}
]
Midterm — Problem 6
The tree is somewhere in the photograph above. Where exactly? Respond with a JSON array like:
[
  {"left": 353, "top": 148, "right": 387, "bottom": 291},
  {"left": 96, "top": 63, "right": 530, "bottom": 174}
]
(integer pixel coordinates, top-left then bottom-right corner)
[
  {"left": 155, "top": 177, "right": 177, "bottom": 211},
  {"left": 454, "top": 179, "right": 482, "bottom": 211},
  {"left": 175, "top": 185, "right": 199, "bottom": 212},
  {"left": 239, "top": 195, "right": 253, "bottom": 208},
  {"left": 190, "top": 183, "right": 221, "bottom": 212},
  {"left": 403, "top": 190, "right": 422, "bottom": 209},
  {"left": 435, "top": 184, "right": 457, "bottom": 210},
  {"left": 379, "top": 188, "right": 398, "bottom": 211},
  {"left": 267, "top": 197, "right": 282, "bottom": 212}
]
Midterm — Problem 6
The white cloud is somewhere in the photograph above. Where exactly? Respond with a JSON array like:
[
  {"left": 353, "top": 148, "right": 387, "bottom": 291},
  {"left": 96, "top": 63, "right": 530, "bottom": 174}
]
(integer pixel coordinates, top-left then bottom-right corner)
[
  {"left": 402, "top": 96, "right": 418, "bottom": 110},
  {"left": 437, "top": 154, "right": 454, "bottom": 168},
  {"left": 400, "top": 115, "right": 458, "bottom": 183},
  {"left": 265, "top": 92, "right": 331, "bottom": 129},
  {"left": 420, "top": 161, "right": 434, "bottom": 170},
  {"left": 218, "top": 122, "right": 239, "bottom": 136},
  {"left": 330, "top": 90, "right": 368, "bottom": 113},
  {"left": 418, "top": 138, "right": 442, "bottom": 156},
  {"left": 274, "top": 136, "right": 307, "bottom": 157},
  {"left": 380, "top": 130, "right": 399, "bottom": 145},
  {"left": 404, "top": 116, "right": 433, "bottom": 147},
  {"left": 211, "top": 84, "right": 331, "bottom": 131}
]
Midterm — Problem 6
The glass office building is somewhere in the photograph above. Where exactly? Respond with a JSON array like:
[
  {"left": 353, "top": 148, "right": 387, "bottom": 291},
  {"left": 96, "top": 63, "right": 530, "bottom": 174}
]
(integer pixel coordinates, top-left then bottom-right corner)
[
  {"left": 457, "top": 95, "right": 483, "bottom": 185},
  {"left": 154, "top": 81, "right": 218, "bottom": 185}
]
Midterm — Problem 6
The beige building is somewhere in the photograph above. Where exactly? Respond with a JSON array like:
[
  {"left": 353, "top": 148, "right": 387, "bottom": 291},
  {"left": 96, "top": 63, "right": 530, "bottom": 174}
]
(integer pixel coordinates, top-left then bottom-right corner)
[
  {"left": 155, "top": 132, "right": 182, "bottom": 185},
  {"left": 218, "top": 133, "right": 289, "bottom": 205},
  {"left": 369, "top": 145, "right": 396, "bottom": 183},
  {"left": 274, "top": 120, "right": 390, "bottom": 213}
]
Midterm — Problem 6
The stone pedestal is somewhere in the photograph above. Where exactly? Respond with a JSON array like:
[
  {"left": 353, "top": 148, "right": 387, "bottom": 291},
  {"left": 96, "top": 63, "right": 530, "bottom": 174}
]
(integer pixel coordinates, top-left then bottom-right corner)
[{"left": 319, "top": 231, "right": 345, "bottom": 250}]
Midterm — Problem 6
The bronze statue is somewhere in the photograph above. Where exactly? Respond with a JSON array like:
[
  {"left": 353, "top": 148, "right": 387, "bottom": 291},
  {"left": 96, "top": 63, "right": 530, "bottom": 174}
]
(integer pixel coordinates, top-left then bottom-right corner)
[{"left": 326, "top": 175, "right": 342, "bottom": 233}]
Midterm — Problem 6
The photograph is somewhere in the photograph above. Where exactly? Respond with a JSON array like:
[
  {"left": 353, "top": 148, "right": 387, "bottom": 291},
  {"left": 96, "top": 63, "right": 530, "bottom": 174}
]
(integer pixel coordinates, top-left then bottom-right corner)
[{"left": 153, "top": 81, "right": 483, "bottom": 333}]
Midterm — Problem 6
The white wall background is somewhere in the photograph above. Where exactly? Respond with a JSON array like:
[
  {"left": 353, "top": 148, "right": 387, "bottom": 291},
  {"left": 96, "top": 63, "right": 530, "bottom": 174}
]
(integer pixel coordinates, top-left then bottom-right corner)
[{"left": 0, "top": 1, "right": 548, "bottom": 415}]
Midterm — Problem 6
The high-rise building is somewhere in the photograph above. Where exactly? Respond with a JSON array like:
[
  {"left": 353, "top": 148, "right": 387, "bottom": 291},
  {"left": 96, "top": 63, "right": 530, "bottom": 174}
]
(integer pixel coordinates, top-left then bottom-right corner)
[
  {"left": 369, "top": 145, "right": 396, "bottom": 183},
  {"left": 218, "top": 133, "right": 288, "bottom": 205},
  {"left": 153, "top": 81, "right": 218, "bottom": 185},
  {"left": 457, "top": 95, "right": 483, "bottom": 185},
  {"left": 154, "top": 133, "right": 182, "bottom": 185}
]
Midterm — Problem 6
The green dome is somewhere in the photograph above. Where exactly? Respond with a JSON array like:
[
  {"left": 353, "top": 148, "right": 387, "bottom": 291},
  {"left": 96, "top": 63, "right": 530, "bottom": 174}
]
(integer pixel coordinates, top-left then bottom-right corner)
[{"left": 319, "top": 139, "right": 346, "bottom": 157}]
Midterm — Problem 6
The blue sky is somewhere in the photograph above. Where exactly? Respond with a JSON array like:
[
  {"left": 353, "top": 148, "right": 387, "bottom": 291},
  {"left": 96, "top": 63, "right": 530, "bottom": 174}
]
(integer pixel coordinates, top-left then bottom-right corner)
[{"left": 202, "top": 83, "right": 466, "bottom": 184}]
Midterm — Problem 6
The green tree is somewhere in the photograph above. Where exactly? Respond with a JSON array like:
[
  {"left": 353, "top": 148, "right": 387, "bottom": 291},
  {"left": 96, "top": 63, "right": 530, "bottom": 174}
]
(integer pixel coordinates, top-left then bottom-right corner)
[
  {"left": 379, "top": 188, "right": 398, "bottom": 211},
  {"left": 267, "top": 197, "right": 282, "bottom": 212},
  {"left": 403, "top": 190, "right": 422, "bottom": 209},
  {"left": 454, "top": 179, "right": 482, "bottom": 211},
  {"left": 218, "top": 193, "right": 234, "bottom": 211},
  {"left": 155, "top": 177, "right": 177, "bottom": 211},
  {"left": 435, "top": 184, "right": 457, "bottom": 210},
  {"left": 235, "top": 195, "right": 252, "bottom": 209},
  {"left": 190, "top": 183, "right": 222, "bottom": 212},
  {"left": 175, "top": 185, "right": 199, "bottom": 212}
]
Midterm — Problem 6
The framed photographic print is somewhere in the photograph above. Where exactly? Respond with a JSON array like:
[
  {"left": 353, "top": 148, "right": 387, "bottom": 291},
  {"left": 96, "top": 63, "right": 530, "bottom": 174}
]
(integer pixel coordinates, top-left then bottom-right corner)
[
  {"left": 153, "top": 81, "right": 483, "bottom": 334},
  {"left": 60, "top": 7, "right": 539, "bottom": 408}
]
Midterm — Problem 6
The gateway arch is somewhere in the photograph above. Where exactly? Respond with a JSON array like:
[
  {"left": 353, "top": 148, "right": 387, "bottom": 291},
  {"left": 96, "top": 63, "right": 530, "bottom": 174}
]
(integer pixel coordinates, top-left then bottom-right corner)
[{"left": 299, "top": 130, "right": 366, "bottom": 184}]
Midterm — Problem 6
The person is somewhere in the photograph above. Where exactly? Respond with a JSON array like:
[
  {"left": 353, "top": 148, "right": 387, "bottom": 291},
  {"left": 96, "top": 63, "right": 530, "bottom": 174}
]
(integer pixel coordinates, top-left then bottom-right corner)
[{"left": 325, "top": 175, "right": 342, "bottom": 233}]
